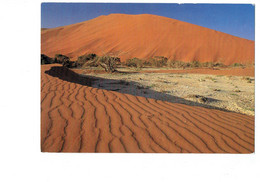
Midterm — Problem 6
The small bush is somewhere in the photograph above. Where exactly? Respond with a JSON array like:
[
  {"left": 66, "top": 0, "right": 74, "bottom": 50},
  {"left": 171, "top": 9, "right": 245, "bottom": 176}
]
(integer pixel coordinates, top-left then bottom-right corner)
[
  {"left": 97, "top": 56, "right": 121, "bottom": 73},
  {"left": 167, "top": 60, "right": 187, "bottom": 68},
  {"left": 213, "top": 62, "right": 225, "bottom": 67},
  {"left": 54, "top": 54, "right": 70, "bottom": 64},
  {"left": 81, "top": 58, "right": 99, "bottom": 68},
  {"left": 76, "top": 53, "right": 97, "bottom": 67},
  {"left": 149, "top": 56, "right": 168, "bottom": 67},
  {"left": 143, "top": 56, "right": 168, "bottom": 68},
  {"left": 53, "top": 54, "right": 78, "bottom": 68},
  {"left": 231, "top": 63, "right": 244, "bottom": 67},
  {"left": 242, "top": 77, "right": 251, "bottom": 81},
  {"left": 190, "top": 60, "right": 201, "bottom": 68},
  {"left": 41, "top": 54, "right": 54, "bottom": 65},
  {"left": 126, "top": 58, "right": 143, "bottom": 68},
  {"left": 202, "top": 62, "right": 214, "bottom": 68},
  {"left": 143, "top": 60, "right": 152, "bottom": 67}
]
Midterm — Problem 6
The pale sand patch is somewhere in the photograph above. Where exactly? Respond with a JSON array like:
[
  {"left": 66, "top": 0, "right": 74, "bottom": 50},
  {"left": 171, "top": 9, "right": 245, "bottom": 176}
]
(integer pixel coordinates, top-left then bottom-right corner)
[{"left": 84, "top": 72, "right": 254, "bottom": 116}]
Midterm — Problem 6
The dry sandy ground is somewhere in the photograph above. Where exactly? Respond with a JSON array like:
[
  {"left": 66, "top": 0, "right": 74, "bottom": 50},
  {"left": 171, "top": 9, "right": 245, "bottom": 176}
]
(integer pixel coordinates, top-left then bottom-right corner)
[
  {"left": 84, "top": 68, "right": 254, "bottom": 116},
  {"left": 80, "top": 67, "right": 255, "bottom": 77},
  {"left": 41, "top": 64, "right": 254, "bottom": 153},
  {"left": 41, "top": 14, "right": 254, "bottom": 64}
]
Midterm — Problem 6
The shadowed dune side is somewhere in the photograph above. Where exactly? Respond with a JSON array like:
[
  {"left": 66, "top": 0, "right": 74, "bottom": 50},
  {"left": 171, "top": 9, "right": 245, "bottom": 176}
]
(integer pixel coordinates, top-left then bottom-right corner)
[
  {"left": 41, "top": 64, "right": 254, "bottom": 153},
  {"left": 41, "top": 14, "right": 254, "bottom": 64}
]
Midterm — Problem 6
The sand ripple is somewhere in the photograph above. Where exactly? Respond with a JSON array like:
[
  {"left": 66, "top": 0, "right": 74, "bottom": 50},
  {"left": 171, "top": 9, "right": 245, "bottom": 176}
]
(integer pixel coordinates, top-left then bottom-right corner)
[{"left": 41, "top": 65, "right": 254, "bottom": 153}]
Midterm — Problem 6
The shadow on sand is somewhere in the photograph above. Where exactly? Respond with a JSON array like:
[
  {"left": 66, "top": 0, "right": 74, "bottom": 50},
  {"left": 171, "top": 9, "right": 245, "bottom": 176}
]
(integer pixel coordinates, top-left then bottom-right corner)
[{"left": 45, "top": 66, "right": 234, "bottom": 113}]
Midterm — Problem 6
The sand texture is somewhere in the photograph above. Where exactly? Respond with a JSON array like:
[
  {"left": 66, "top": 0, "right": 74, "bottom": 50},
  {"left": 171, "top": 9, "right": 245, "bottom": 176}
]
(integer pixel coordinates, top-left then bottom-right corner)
[
  {"left": 78, "top": 67, "right": 255, "bottom": 77},
  {"left": 41, "top": 64, "right": 254, "bottom": 153},
  {"left": 41, "top": 14, "right": 254, "bottom": 64},
  {"left": 83, "top": 70, "right": 255, "bottom": 116}
]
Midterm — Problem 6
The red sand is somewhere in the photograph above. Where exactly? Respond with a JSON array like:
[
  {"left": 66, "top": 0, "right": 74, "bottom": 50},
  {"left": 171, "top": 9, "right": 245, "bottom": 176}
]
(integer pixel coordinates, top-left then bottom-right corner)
[
  {"left": 41, "top": 64, "right": 254, "bottom": 153},
  {"left": 41, "top": 14, "right": 254, "bottom": 65}
]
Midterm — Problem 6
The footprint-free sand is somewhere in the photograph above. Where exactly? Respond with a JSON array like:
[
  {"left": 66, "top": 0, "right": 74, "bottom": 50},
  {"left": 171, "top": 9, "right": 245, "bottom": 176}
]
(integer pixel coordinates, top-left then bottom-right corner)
[{"left": 41, "top": 64, "right": 254, "bottom": 153}]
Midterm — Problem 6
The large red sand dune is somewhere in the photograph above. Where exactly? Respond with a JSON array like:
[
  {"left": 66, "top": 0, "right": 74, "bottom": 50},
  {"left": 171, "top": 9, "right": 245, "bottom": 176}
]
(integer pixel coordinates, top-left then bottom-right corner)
[
  {"left": 41, "top": 14, "right": 254, "bottom": 65},
  {"left": 41, "top": 64, "right": 254, "bottom": 153}
]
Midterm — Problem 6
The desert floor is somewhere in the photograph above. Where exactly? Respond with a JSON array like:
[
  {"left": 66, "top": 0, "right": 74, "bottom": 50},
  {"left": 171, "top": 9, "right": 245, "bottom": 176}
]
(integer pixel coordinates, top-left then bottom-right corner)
[
  {"left": 81, "top": 67, "right": 255, "bottom": 116},
  {"left": 41, "top": 64, "right": 254, "bottom": 153}
]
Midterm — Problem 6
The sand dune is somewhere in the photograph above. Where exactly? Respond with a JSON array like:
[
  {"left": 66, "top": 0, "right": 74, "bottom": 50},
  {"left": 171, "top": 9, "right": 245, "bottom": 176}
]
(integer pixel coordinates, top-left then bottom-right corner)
[
  {"left": 41, "top": 14, "right": 254, "bottom": 65},
  {"left": 41, "top": 64, "right": 254, "bottom": 153}
]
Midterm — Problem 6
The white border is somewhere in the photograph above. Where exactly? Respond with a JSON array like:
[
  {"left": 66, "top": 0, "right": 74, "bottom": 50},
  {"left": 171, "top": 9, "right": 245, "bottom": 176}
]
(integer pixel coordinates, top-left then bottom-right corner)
[{"left": 0, "top": 1, "right": 258, "bottom": 182}]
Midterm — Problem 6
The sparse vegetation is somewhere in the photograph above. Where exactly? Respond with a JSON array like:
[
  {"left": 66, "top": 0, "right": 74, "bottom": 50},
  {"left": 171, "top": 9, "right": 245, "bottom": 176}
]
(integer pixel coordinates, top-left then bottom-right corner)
[
  {"left": 231, "top": 63, "right": 244, "bottom": 67},
  {"left": 202, "top": 62, "right": 214, "bottom": 68},
  {"left": 241, "top": 77, "right": 253, "bottom": 83},
  {"left": 54, "top": 54, "right": 70, "bottom": 64},
  {"left": 167, "top": 60, "right": 187, "bottom": 68},
  {"left": 167, "top": 59, "right": 226, "bottom": 69},
  {"left": 213, "top": 89, "right": 221, "bottom": 91},
  {"left": 126, "top": 58, "right": 143, "bottom": 68},
  {"left": 233, "top": 89, "right": 241, "bottom": 93},
  {"left": 213, "top": 62, "right": 225, "bottom": 67},
  {"left": 96, "top": 55, "right": 121, "bottom": 73},
  {"left": 187, "top": 95, "right": 208, "bottom": 103},
  {"left": 205, "top": 76, "right": 216, "bottom": 82},
  {"left": 41, "top": 54, "right": 54, "bottom": 65},
  {"left": 190, "top": 60, "right": 201, "bottom": 68},
  {"left": 246, "top": 108, "right": 255, "bottom": 111},
  {"left": 42, "top": 52, "right": 254, "bottom": 72},
  {"left": 149, "top": 56, "right": 168, "bottom": 67},
  {"left": 242, "top": 77, "right": 251, "bottom": 81},
  {"left": 53, "top": 54, "right": 78, "bottom": 68},
  {"left": 76, "top": 53, "right": 97, "bottom": 67},
  {"left": 41, "top": 53, "right": 120, "bottom": 72}
]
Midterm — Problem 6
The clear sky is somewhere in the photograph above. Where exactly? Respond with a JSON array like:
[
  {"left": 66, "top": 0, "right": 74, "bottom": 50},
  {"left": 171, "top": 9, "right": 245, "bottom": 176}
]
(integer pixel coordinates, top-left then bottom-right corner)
[{"left": 41, "top": 3, "right": 255, "bottom": 41}]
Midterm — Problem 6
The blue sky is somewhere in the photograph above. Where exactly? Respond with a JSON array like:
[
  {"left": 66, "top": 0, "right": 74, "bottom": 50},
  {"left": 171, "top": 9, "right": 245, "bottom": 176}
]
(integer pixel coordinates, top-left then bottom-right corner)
[{"left": 41, "top": 3, "right": 255, "bottom": 41}]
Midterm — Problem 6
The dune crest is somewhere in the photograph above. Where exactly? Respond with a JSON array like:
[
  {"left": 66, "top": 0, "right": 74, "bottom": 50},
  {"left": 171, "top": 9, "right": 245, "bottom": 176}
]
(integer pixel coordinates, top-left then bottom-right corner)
[{"left": 41, "top": 14, "right": 254, "bottom": 64}]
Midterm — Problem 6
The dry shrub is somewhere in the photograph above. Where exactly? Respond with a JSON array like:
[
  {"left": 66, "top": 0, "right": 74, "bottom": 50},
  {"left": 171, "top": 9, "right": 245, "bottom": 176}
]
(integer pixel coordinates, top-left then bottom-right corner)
[
  {"left": 231, "top": 63, "right": 244, "bottom": 67},
  {"left": 41, "top": 54, "right": 54, "bottom": 65},
  {"left": 54, "top": 54, "right": 70, "bottom": 64},
  {"left": 54, "top": 54, "right": 76, "bottom": 68},
  {"left": 202, "top": 62, "right": 214, "bottom": 68},
  {"left": 148, "top": 56, "right": 168, "bottom": 67},
  {"left": 97, "top": 56, "right": 121, "bottom": 73},
  {"left": 190, "top": 60, "right": 202, "bottom": 68},
  {"left": 76, "top": 53, "right": 97, "bottom": 67},
  {"left": 126, "top": 58, "right": 143, "bottom": 68},
  {"left": 167, "top": 60, "right": 187, "bottom": 68}
]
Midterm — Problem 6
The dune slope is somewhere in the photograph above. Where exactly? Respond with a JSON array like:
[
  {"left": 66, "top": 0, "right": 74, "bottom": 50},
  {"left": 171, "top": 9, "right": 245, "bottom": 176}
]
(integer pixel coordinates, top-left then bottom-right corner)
[
  {"left": 41, "top": 14, "right": 254, "bottom": 65},
  {"left": 41, "top": 64, "right": 254, "bottom": 153}
]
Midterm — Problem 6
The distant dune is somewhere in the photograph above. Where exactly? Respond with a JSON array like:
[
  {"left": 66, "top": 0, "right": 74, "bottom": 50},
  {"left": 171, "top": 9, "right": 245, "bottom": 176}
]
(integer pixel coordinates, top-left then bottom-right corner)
[
  {"left": 41, "top": 64, "right": 254, "bottom": 153},
  {"left": 41, "top": 14, "right": 254, "bottom": 65}
]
